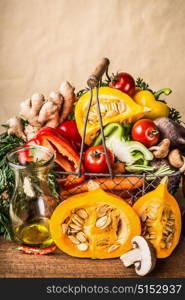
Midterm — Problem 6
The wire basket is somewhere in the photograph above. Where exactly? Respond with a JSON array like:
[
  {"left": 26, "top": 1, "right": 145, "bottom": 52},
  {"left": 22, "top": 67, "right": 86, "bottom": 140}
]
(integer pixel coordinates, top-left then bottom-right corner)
[{"left": 56, "top": 58, "right": 182, "bottom": 204}]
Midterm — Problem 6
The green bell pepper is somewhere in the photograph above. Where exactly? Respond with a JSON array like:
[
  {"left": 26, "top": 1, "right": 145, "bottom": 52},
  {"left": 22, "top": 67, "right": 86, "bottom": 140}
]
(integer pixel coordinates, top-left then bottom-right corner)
[{"left": 93, "top": 123, "right": 153, "bottom": 166}]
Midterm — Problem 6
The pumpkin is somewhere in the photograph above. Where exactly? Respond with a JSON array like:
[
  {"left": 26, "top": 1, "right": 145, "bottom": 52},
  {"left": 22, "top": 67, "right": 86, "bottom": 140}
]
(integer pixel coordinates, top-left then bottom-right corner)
[
  {"left": 50, "top": 186, "right": 141, "bottom": 259},
  {"left": 133, "top": 177, "right": 182, "bottom": 258},
  {"left": 75, "top": 87, "right": 147, "bottom": 145}
]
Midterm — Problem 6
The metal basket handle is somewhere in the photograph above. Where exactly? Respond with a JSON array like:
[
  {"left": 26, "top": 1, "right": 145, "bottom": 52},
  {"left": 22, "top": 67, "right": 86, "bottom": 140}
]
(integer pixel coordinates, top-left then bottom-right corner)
[
  {"left": 87, "top": 57, "right": 110, "bottom": 88},
  {"left": 78, "top": 57, "right": 113, "bottom": 177}
]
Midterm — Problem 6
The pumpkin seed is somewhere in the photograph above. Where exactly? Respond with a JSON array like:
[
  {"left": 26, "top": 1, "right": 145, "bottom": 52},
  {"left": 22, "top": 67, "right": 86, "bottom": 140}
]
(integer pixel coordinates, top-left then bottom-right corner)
[
  {"left": 69, "top": 223, "right": 82, "bottom": 231},
  {"left": 71, "top": 214, "right": 84, "bottom": 226},
  {"left": 117, "top": 102, "right": 125, "bottom": 113},
  {"left": 96, "top": 214, "right": 112, "bottom": 229},
  {"left": 76, "top": 209, "right": 88, "bottom": 219},
  {"left": 166, "top": 241, "right": 172, "bottom": 249},
  {"left": 77, "top": 243, "right": 89, "bottom": 251},
  {"left": 107, "top": 244, "right": 120, "bottom": 253},
  {"left": 111, "top": 102, "right": 118, "bottom": 111},
  {"left": 167, "top": 220, "right": 175, "bottom": 226},
  {"left": 148, "top": 211, "right": 157, "bottom": 220},
  {"left": 96, "top": 205, "right": 110, "bottom": 218},
  {"left": 68, "top": 235, "right": 80, "bottom": 245},
  {"left": 96, "top": 215, "right": 108, "bottom": 228},
  {"left": 141, "top": 215, "right": 147, "bottom": 222},
  {"left": 70, "top": 229, "right": 80, "bottom": 234},
  {"left": 166, "top": 233, "right": 173, "bottom": 242},
  {"left": 165, "top": 225, "right": 173, "bottom": 233},
  {"left": 61, "top": 223, "right": 68, "bottom": 234},
  {"left": 163, "top": 209, "right": 170, "bottom": 218},
  {"left": 76, "top": 231, "right": 87, "bottom": 243},
  {"left": 163, "top": 231, "right": 169, "bottom": 237}
]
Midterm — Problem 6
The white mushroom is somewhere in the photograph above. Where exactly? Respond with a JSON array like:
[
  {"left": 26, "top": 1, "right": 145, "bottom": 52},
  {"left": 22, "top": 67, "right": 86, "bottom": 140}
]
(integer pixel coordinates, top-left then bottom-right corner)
[{"left": 120, "top": 236, "right": 156, "bottom": 276}]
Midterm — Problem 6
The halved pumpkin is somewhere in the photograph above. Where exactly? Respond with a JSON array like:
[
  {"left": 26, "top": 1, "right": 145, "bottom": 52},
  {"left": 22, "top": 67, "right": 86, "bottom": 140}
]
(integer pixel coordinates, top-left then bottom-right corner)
[
  {"left": 133, "top": 177, "right": 182, "bottom": 258},
  {"left": 50, "top": 187, "right": 141, "bottom": 259}
]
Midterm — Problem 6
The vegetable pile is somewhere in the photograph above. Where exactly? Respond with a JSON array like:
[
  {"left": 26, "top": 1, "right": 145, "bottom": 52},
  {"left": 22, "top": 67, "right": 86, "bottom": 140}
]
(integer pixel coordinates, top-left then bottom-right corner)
[{"left": 0, "top": 58, "right": 185, "bottom": 275}]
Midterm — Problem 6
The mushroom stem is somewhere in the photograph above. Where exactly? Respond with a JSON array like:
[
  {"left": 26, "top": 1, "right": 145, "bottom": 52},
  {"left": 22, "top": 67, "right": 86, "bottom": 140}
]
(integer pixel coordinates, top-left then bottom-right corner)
[
  {"left": 120, "top": 248, "right": 141, "bottom": 267},
  {"left": 120, "top": 236, "right": 156, "bottom": 276}
]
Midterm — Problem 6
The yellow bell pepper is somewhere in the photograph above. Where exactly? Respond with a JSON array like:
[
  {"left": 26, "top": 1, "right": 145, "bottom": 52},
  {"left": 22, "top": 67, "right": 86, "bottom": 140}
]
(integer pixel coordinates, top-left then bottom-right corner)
[
  {"left": 75, "top": 87, "right": 147, "bottom": 145},
  {"left": 133, "top": 89, "right": 170, "bottom": 120}
]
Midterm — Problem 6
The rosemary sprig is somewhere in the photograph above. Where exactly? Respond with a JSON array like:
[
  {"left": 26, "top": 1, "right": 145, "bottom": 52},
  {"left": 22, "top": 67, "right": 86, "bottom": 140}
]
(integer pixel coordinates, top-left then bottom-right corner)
[
  {"left": 48, "top": 169, "right": 60, "bottom": 200},
  {"left": 169, "top": 107, "right": 182, "bottom": 124},
  {"left": 136, "top": 77, "right": 151, "bottom": 91},
  {"left": 0, "top": 131, "right": 24, "bottom": 239}
]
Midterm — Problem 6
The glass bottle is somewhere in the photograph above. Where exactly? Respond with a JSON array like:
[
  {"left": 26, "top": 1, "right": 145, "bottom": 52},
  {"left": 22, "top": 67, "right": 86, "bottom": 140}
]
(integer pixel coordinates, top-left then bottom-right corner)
[{"left": 7, "top": 145, "right": 58, "bottom": 248}]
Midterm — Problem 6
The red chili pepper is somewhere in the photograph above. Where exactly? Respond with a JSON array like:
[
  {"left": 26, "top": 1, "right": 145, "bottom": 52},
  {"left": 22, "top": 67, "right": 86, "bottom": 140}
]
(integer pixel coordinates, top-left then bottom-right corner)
[
  {"left": 36, "top": 127, "right": 85, "bottom": 188},
  {"left": 17, "top": 245, "right": 57, "bottom": 255},
  {"left": 18, "top": 137, "right": 40, "bottom": 164}
]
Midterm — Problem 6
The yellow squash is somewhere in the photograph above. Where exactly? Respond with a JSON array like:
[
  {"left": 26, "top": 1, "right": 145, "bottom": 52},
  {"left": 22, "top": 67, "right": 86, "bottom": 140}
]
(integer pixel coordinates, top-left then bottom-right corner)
[
  {"left": 50, "top": 187, "right": 141, "bottom": 259},
  {"left": 75, "top": 87, "right": 147, "bottom": 145},
  {"left": 133, "top": 177, "right": 181, "bottom": 258}
]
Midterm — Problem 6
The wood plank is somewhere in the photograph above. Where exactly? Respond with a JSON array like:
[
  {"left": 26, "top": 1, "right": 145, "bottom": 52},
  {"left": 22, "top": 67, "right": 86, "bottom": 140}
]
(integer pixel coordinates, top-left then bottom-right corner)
[{"left": 0, "top": 236, "right": 185, "bottom": 278}]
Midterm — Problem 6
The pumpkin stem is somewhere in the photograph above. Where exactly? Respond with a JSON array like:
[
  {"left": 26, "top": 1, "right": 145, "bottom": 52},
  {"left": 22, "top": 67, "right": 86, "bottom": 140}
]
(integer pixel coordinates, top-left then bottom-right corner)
[
  {"left": 160, "top": 176, "right": 168, "bottom": 185},
  {"left": 87, "top": 180, "right": 100, "bottom": 191}
]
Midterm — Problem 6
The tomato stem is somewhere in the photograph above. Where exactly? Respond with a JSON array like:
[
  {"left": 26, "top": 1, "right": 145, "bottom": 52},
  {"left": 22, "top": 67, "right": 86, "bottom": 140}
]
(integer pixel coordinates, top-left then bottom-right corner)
[{"left": 149, "top": 130, "right": 159, "bottom": 137}]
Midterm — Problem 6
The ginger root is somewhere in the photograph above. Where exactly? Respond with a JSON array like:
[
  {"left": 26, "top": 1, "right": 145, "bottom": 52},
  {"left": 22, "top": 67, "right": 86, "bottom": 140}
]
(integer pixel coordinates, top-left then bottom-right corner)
[
  {"left": 59, "top": 81, "right": 76, "bottom": 122},
  {"left": 24, "top": 124, "right": 40, "bottom": 141},
  {"left": 7, "top": 81, "right": 76, "bottom": 141},
  {"left": 38, "top": 91, "right": 64, "bottom": 128},
  {"left": 7, "top": 117, "right": 26, "bottom": 141},
  {"left": 20, "top": 93, "right": 45, "bottom": 127}
]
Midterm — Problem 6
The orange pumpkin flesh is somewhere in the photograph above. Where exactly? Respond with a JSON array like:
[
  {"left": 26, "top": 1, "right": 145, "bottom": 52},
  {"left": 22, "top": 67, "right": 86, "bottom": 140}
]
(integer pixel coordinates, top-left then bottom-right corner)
[
  {"left": 133, "top": 177, "right": 181, "bottom": 258},
  {"left": 50, "top": 188, "right": 141, "bottom": 259}
]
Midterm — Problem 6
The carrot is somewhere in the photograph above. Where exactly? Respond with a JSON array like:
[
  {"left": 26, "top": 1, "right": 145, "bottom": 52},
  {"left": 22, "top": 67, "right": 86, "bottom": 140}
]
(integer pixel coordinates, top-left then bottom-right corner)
[
  {"left": 113, "top": 161, "right": 125, "bottom": 174},
  {"left": 58, "top": 176, "right": 144, "bottom": 199}
]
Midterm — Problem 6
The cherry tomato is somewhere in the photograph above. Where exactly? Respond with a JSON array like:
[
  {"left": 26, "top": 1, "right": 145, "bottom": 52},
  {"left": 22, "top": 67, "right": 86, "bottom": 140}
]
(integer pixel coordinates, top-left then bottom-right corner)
[
  {"left": 109, "top": 72, "right": 135, "bottom": 96},
  {"left": 131, "top": 119, "right": 160, "bottom": 148},
  {"left": 56, "top": 120, "right": 82, "bottom": 151},
  {"left": 84, "top": 145, "right": 114, "bottom": 173}
]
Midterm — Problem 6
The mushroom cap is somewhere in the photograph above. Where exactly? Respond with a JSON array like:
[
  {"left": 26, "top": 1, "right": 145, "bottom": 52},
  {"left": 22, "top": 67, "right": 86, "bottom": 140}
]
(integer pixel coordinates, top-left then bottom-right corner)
[
  {"left": 168, "top": 149, "right": 184, "bottom": 169},
  {"left": 132, "top": 236, "right": 156, "bottom": 276}
]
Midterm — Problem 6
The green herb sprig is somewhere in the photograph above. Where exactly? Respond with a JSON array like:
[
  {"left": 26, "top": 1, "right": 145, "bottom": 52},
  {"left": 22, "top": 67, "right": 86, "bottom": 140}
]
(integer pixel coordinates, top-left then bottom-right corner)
[{"left": 0, "top": 132, "right": 24, "bottom": 239}]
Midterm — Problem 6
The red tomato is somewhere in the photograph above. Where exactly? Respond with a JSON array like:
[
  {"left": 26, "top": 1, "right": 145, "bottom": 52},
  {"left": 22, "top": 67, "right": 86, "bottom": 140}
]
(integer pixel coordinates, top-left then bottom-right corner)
[
  {"left": 109, "top": 72, "right": 135, "bottom": 96},
  {"left": 84, "top": 145, "right": 114, "bottom": 173},
  {"left": 56, "top": 120, "right": 82, "bottom": 151},
  {"left": 131, "top": 119, "right": 160, "bottom": 148}
]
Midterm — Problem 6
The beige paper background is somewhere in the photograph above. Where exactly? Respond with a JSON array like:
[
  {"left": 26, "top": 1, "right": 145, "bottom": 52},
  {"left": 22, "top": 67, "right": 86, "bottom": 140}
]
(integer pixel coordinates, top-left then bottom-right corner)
[{"left": 0, "top": 0, "right": 185, "bottom": 124}]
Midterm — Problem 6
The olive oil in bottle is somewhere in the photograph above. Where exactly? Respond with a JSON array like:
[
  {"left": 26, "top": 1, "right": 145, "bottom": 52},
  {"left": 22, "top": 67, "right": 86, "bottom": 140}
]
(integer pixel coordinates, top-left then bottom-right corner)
[
  {"left": 7, "top": 146, "right": 58, "bottom": 248},
  {"left": 15, "top": 218, "right": 54, "bottom": 247}
]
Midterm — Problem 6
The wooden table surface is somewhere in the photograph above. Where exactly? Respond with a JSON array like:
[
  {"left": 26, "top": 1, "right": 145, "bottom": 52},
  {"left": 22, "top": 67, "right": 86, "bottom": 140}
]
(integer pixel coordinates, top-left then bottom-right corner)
[{"left": 0, "top": 236, "right": 185, "bottom": 278}]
